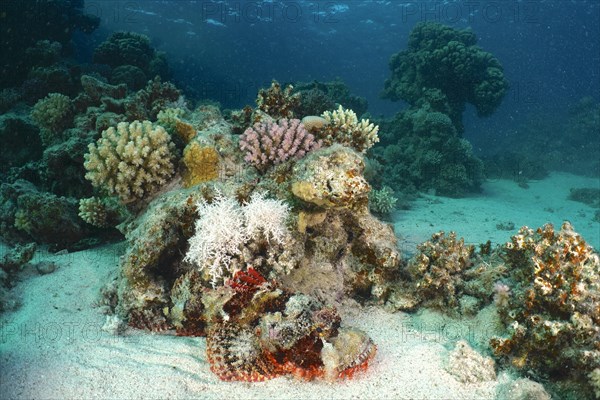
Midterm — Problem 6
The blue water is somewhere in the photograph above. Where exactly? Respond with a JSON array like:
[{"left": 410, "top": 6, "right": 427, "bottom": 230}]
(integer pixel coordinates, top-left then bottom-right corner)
[{"left": 83, "top": 1, "right": 599, "bottom": 146}]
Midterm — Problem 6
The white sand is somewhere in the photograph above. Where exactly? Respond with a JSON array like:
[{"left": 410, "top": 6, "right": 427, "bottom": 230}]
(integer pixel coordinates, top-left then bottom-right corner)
[
  {"left": 394, "top": 171, "right": 600, "bottom": 254},
  {"left": 0, "top": 243, "right": 503, "bottom": 399},
  {"left": 2, "top": 172, "right": 598, "bottom": 399}
]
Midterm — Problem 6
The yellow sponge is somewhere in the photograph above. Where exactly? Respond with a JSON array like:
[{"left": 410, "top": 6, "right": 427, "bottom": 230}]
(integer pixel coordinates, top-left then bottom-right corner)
[{"left": 182, "top": 140, "right": 219, "bottom": 187}]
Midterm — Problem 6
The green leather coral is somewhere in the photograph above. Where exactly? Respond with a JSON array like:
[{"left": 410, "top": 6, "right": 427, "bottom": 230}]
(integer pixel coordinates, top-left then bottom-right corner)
[
  {"left": 369, "top": 186, "right": 397, "bottom": 215},
  {"left": 84, "top": 120, "right": 176, "bottom": 204},
  {"left": 30, "top": 93, "right": 74, "bottom": 146}
]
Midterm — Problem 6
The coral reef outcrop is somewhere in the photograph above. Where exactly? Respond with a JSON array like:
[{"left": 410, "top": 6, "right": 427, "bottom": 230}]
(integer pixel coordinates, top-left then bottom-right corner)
[
  {"left": 0, "top": 0, "right": 99, "bottom": 89},
  {"left": 92, "top": 83, "right": 400, "bottom": 386},
  {"left": 0, "top": 243, "right": 37, "bottom": 312},
  {"left": 490, "top": 223, "right": 600, "bottom": 397},
  {"left": 387, "top": 231, "right": 504, "bottom": 315},
  {"left": 291, "top": 145, "right": 370, "bottom": 209},
  {"left": 110, "top": 115, "right": 400, "bottom": 325},
  {"left": 292, "top": 79, "right": 368, "bottom": 118},
  {"left": 256, "top": 81, "right": 301, "bottom": 120},
  {"left": 446, "top": 341, "right": 496, "bottom": 384},
  {"left": 0, "top": 179, "right": 89, "bottom": 249},
  {"left": 0, "top": 115, "right": 42, "bottom": 170}
]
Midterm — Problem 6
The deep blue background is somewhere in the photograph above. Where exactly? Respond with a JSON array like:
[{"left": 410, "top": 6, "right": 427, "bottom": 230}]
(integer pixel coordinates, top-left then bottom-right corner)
[{"left": 78, "top": 0, "right": 600, "bottom": 153}]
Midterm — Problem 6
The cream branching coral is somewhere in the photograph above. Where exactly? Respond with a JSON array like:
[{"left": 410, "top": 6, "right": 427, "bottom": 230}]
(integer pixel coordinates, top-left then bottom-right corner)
[
  {"left": 320, "top": 105, "right": 379, "bottom": 153},
  {"left": 78, "top": 196, "right": 127, "bottom": 228},
  {"left": 84, "top": 120, "right": 176, "bottom": 204}
]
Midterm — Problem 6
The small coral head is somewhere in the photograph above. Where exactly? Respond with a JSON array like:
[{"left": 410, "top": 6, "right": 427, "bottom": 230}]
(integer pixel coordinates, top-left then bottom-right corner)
[{"left": 239, "top": 118, "right": 321, "bottom": 172}]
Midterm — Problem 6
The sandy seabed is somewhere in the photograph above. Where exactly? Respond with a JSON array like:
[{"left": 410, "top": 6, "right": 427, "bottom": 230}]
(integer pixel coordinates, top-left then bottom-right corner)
[{"left": 1, "top": 172, "right": 598, "bottom": 399}]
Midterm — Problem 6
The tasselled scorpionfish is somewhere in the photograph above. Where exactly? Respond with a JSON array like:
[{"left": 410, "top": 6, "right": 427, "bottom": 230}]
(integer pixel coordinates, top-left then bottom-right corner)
[{"left": 204, "top": 267, "right": 377, "bottom": 382}]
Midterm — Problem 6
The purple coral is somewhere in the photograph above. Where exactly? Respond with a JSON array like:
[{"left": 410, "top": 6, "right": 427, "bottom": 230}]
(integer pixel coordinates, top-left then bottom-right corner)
[{"left": 240, "top": 119, "right": 321, "bottom": 172}]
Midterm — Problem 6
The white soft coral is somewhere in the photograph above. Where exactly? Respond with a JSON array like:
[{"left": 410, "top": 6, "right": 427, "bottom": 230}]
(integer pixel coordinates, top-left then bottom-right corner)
[
  {"left": 243, "top": 192, "right": 290, "bottom": 244},
  {"left": 184, "top": 192, "right": 291, "bottom": 285},
  {"left": 184, "top": 193, "right": 247, "bottom": 285}
]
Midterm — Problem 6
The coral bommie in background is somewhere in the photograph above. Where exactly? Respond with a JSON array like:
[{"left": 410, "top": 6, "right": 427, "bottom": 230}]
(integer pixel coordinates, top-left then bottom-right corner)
[{"left": 382, "top": 21, "right": 508, "bottom": 130}]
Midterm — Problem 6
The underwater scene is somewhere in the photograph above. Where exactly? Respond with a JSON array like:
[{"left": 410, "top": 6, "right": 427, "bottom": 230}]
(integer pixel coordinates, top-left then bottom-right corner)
[{"left": 0, "top": 0, "right": 599, "bottom": 399}]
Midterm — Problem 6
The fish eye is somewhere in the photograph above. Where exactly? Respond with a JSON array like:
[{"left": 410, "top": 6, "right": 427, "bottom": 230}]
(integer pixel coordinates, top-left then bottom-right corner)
[{"left": 316, "top": 327, "right": 323, "bottom": 333}]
